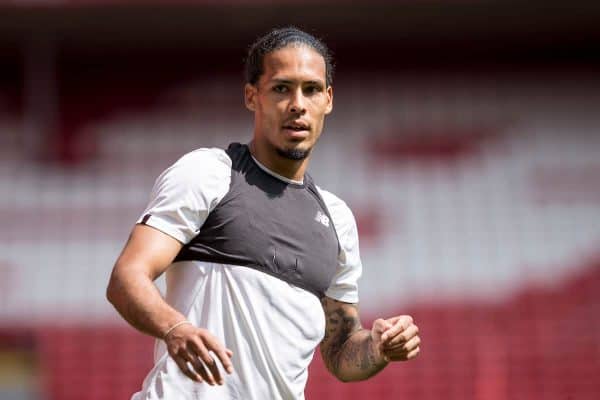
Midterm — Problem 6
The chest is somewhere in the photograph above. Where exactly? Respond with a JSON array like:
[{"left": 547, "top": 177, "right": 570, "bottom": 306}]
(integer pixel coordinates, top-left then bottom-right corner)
[{"left": 183, "top": 169, "right": 340, "bottom": 298}]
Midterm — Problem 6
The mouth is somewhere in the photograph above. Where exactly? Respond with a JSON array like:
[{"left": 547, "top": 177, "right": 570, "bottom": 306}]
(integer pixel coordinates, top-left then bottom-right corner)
[
  {"left": 282, "top": 121, "right": 311, "bottom": 139},
  {"left": 282, "top": 122, "right": 310, "bottom": 132}
]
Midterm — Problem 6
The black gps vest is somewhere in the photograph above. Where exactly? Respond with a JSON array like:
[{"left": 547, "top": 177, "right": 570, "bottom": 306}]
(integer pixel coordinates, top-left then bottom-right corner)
[{"left": 174, "top": 143, "right": 340, "bottom": 299}]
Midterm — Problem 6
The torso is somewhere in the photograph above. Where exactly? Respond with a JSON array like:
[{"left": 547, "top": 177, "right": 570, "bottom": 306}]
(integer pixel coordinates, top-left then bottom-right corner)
[
  {"left": 175, "top": 143, "right": 340, "bottom": 299},
  {"left": 133, "top": 144, "right": 361, "bottom": 400}
]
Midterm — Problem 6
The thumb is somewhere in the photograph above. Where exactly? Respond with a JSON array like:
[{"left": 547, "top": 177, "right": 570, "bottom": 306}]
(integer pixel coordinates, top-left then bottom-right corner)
[
  {"left": 372, "top": 318, "right": 393, "bottom": 338},
  {"left": 372, "top": 319, "right": 392, "bottom": 361}
]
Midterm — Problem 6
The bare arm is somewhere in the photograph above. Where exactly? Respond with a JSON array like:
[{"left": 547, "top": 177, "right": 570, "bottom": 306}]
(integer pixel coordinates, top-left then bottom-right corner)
[
  {"left": 106, "top": 224, "right": 233, "bottom": 385},
  {"left": 320, "top": 297, "right": 387, "bottom": 381},
  {"left": 107, "top": 224, "right": 185, "bottom": 337},
  {"left": 320, "top": 297, "right": 420, "bottom": 382}
]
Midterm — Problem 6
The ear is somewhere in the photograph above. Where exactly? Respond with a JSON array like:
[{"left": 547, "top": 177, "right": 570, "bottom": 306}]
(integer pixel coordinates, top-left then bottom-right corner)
[
  {"left": 324, "top": 85, "right": 333, "bottom": 115},
  {"left": 244, "top": 83, "right": 257, "bottom": 112}
]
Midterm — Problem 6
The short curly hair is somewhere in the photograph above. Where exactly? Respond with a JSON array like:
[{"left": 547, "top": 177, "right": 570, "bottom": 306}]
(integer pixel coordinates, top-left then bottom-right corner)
[{"left": 245, "top": 26, "right": 334, "bottom": 87}]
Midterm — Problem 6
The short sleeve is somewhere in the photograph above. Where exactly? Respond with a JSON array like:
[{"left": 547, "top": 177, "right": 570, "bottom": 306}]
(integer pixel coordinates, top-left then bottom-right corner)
[
  {"left": 318, "top": 188, "right": 362, "bottom": 304},
  {"left": 137, "top": 148, "right": 232, "bottom": 244}
]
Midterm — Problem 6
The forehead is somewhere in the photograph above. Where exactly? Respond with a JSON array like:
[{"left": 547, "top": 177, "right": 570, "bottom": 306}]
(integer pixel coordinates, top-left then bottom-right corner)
[{"left": 261, "top": 45, "right": 327, "bottom": 84}]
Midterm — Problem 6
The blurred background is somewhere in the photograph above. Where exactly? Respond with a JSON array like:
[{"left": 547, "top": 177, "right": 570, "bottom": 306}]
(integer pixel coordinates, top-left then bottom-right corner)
[{"left": 1, "top": 1, "right": 600, "bottom": 399}]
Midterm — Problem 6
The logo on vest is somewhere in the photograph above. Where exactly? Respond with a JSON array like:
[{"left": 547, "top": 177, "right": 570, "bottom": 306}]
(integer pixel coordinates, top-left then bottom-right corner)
[{"left": 315, "top": 210, "right": 330, "bottom": 227}]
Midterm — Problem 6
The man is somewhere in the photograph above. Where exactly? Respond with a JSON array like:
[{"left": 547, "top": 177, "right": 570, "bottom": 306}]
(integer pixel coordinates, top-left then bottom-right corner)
[{"left": 107, "top": 27, "right": 420, "bottom": 400}]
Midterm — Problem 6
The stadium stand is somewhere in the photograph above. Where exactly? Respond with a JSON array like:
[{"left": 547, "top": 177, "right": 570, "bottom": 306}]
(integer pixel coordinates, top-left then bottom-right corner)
[{"left": 1, "top": 71, "right": 599, "bottom": 399}]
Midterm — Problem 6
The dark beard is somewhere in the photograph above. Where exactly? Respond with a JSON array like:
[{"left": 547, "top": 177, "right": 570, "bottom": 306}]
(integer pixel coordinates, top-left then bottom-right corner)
[{"left": 276, "top": 147, "right": 311, "bottom": 160}]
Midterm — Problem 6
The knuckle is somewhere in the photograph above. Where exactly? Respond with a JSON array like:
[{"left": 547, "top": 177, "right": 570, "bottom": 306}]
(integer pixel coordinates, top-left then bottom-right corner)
[
  {"left": 203, "top": 355, "right": 216, "bottom": 365},
  {"left": 196, "top": 328, "right": 208, "bottom": 338},
  {"left": 202, "top": 330, "right": 216, "bottom": 340},
  {"left": 216, "top": 348, "right": 227, "bottom": 356}
]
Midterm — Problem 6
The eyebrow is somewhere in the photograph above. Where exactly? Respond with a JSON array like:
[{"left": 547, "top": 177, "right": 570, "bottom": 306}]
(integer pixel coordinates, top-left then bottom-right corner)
[{"left": 271, "top": 78, "right": 325, "bottom": 86}]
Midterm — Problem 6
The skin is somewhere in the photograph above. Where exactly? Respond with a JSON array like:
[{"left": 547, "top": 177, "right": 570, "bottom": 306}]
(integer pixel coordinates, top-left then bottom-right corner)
[
  {"left": 246, "top": 45, "right": 421, "bottom": 380},
  {"left": 244, "top": 45, "right": 333, "bottom": 182},
  {"left": 106, "top": 44, "right": 420, "bottom": 387},
  {"left": 320, "top": 298, "right": 420, "bottom": 382},
  {"left": 107, "top": 225, "right": 233, "bottom": 385}
]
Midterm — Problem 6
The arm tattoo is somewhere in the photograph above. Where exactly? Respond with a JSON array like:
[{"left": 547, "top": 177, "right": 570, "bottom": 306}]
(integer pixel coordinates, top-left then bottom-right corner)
[{"left": 320, "top": 298, "right": 386, "bottom": 381}]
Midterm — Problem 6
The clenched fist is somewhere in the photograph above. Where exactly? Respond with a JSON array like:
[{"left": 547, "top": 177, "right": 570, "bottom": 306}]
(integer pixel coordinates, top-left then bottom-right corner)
[{"left": 371, "top": 315, "right": 420, "bottom": 362}]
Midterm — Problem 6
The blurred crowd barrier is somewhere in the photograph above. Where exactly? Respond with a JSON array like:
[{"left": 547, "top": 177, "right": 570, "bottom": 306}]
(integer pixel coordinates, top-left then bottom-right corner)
[{"left": 1, "top": 71, "right": 599, "bottom": 399}]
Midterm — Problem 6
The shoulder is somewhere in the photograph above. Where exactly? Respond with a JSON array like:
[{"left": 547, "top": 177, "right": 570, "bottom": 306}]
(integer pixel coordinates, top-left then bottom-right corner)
[
  {"left": 160, "top": 147, "right": 232, "bottom": 184},
  {"left": 140, "top": 148, "right": 233, "bottom": 243},
  {"left": 151, "top": 147, "right": 232, "bottom": 203},
  {"left": 316, "top": 186, "right": 356, "bottom": 236},
  {"left": 317, "top": 187, "right": 350, "bottom": 214},
  {"left": 171, "top": 147, "right": 232, "bottom": 172}
]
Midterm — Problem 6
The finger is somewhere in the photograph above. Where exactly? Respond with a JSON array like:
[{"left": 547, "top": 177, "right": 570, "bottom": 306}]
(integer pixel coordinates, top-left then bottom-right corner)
[
  {"left": 173, "top": 355, "right": 202, "bottom": 382},
  {"left": 384, "top": 334, "right": 420, "bottom": 352},
  {"left": 403, "top": 334, "right": 421, "bottom": 352},
  {"left": 382, "top": 347, "right": 404, "bottom": 361},
  {"left": 213, "top": 347, "right": 234, "bottom": 375},
  {"left": 186, "top": 353, "right": 212, "bottom": 385},
  {"left": 381, "top": 316, "right": 413, "bottom": 343},
  {"left": 387, "top": 344, "right": 420, "bottom": 361},
  {"left": 383, "top": 324, "right": 419, "bottom": 348},
  {"left": 204, "top": 336, "right": 234, "bottom": 377},
  {"left": 190, "top": 341, "right": 220, "bottom": 385},
  {"left": 405, "top": 346, "right": 420, "bottom": 360},
  {"left": 372, "top": 318, "right": 392, "bottom": 335},
  {"left": 384, "top": 316, "right": 402, "bottom": 325},
  {"left": 180, "top": 350, "right": 213, "bottom": 385}
]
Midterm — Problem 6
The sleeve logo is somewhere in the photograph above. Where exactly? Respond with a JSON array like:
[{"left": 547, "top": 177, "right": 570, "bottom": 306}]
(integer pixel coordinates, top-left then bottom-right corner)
[{"left": 315, "top": 210, "right": 330, "bottom": 227}]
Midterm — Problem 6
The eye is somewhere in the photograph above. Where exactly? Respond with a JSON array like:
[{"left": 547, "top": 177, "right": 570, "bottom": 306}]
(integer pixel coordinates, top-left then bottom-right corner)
[
  {"left": 273, "top": 85, "right": 288, "bottom": 93},
  {"left": 304, "top": 85, "right": 323, "bottom": 95}
]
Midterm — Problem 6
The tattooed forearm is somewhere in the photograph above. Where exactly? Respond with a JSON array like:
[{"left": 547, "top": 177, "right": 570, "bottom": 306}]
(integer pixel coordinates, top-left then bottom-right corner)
[
  {"left": 323, "top": 307, "right": 361, "bottom": 372},
  {"left": 339, "top": 330, "right": 386, "bottom": 378},
  {"left": 320, "top": 298, "right": 387, "bottom": 382},
  {"left": 360, "top": 332, "right": 386, "bottom": 376}
]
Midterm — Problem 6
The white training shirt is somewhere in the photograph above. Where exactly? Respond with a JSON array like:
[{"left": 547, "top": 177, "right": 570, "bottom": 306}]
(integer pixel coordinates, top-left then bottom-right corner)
[{"left": 131, "top": 147, "right": 362, "bottom": 400}]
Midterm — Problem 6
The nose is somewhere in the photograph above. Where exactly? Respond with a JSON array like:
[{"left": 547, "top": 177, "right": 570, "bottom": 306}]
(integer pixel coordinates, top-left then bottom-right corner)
[{"left": 288, "top": 88, "right": 306, "bottom": 115}]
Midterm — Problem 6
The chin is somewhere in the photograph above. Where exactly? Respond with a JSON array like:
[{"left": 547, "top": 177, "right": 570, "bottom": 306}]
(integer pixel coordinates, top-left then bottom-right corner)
[{"left": 276, "top": 146, "right": 312, "bottom": 161}]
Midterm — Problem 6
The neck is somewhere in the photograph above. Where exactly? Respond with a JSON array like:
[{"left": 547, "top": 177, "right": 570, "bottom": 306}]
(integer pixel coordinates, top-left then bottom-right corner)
[{"left": 249, "top": 140, "right": 309, "bottom": 182}]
